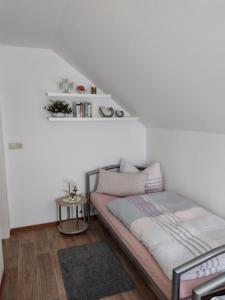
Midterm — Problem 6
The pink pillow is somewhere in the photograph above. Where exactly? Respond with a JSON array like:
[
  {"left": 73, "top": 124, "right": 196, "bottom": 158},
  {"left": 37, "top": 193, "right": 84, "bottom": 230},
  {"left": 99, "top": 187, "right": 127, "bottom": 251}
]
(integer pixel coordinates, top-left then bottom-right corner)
[{"left": 120, "top": 159, "right": 164, "bottom": 193}]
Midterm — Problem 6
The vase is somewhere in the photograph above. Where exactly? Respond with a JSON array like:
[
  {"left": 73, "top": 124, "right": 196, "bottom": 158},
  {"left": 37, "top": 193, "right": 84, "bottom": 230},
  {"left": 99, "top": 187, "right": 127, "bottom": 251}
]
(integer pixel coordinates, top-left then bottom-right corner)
[{"left": 52, "top": 113, "right": 66, "bottom": 118}]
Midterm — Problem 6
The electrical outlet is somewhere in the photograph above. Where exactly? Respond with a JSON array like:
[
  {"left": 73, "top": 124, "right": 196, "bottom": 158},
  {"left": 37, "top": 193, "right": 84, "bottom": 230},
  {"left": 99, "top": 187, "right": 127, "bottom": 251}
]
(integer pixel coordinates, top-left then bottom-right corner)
[{"left": 8, "top": 143, "right": 23, "bottom": 150}]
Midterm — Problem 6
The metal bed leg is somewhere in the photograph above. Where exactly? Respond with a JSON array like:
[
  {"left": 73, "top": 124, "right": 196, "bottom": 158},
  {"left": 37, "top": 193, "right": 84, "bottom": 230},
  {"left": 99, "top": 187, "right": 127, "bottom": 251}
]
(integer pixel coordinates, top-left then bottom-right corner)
[{"left": 85, "top": 172, "right": 91, "bottom": 223}]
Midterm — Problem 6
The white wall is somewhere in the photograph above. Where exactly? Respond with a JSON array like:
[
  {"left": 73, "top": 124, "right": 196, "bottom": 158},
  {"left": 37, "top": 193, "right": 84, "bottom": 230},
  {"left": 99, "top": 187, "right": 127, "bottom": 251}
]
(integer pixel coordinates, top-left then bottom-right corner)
[
  {"left": 0, "top": 102, "right": 10, "bottom": 238},
  {"left": 148, "top": 128, "right": 225, "bottom": 219},
  {"left": 0, "top": 45, "right": 146, "bottom": 228},
  {"left": 0, "top": 99, "right": 8, "bottom": 283}
]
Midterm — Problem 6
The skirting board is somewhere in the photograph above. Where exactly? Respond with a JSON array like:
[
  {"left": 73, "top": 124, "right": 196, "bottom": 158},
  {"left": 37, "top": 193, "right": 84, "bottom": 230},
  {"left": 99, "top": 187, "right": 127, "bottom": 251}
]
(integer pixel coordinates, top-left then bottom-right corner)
[
  {"left": 10, "top": 216, "right": 97, "bottom": 234},
  {"left": 10, "top": 221, "right": 58, "bottom": 234}
]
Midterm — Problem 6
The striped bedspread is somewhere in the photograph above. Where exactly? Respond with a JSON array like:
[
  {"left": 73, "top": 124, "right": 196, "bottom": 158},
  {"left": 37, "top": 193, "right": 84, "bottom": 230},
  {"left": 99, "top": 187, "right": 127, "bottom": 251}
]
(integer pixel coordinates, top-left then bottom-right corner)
[{"left": 106, "top": 192, "right": 225, "bottom": 280}]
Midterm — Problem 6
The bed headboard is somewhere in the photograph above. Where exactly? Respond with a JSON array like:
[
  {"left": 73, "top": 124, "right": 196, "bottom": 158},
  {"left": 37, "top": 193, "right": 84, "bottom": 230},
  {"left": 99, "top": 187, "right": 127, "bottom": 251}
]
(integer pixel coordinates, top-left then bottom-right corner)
[{"left": 85, "top": 164, "right": 145, "bottom": 222}]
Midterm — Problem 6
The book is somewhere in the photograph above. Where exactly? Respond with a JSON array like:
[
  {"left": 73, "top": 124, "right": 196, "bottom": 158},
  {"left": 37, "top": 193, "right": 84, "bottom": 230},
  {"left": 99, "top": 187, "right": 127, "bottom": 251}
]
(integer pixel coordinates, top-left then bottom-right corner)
[
  {"left": 74, "top": 102, "right": 93, "bottom": 118},
  {"left": 76, "top": 103, "right": 81, "bottom": 118}
]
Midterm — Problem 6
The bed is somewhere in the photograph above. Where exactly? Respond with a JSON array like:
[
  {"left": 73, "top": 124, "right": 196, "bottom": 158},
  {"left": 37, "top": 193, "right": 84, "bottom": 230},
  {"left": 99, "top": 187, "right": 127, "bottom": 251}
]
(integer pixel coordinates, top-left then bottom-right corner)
[{"left": 86, "top": 165, "right": 225, "bottom": 300}]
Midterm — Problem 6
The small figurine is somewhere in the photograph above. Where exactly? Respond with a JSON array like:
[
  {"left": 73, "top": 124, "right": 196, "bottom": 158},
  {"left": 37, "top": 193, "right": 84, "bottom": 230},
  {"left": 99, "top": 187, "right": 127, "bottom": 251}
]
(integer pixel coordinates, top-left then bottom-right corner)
[
  {"left": 69, "top": 185, "right": 78, "bottom": 200},
  {"left": 58, "top": 78, "right": 74, "bottom": 93},
  {"left": 64, "top": 180, "right": 79, "bottom": 201},
  {"left": 115, "top": 110, "right": 125, "bottom": 118},
  {"left": 91, "top": 86, "right": 97, "bottom": 94},
  {"left": 76, "top": 85, "right": 86, "bottom": 93},
  {"left": 99, "top": 106, "right": 114, "bottom": 118}
]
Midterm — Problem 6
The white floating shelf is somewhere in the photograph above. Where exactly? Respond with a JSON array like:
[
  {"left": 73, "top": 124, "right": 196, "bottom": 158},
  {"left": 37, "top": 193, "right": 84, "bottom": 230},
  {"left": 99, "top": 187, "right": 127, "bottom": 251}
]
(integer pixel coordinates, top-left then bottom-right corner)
[
  {"left": 47, "top": 92, "right": 111, "bottom": 98},
  {"left": 48, "top": 117, "right": 139, "bottom": 122}
]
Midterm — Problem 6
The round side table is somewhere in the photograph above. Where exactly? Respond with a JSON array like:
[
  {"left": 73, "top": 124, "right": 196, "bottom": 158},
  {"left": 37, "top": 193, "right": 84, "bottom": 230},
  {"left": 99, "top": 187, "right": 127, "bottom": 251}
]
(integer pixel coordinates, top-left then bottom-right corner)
[{"left": 56, "top": 195, "right": 88, "bottom": 234}]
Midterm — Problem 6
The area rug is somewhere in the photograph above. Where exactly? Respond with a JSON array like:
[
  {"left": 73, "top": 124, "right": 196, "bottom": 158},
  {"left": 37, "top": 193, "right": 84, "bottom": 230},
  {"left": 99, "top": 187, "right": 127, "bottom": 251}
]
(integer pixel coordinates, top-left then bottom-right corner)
[{"left": 58, "top": 241, "right": 135, "bottom": 300}]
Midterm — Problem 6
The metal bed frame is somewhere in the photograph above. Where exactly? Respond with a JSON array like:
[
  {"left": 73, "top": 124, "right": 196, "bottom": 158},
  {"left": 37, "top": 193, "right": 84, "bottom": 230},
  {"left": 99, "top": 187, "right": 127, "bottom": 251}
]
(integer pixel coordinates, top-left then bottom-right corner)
[
  {"left": 192, "top": 272, "right": 225, "bottom": 300},
  {"left": 85, "top": 164, "right": 225, "bottom": 300}
]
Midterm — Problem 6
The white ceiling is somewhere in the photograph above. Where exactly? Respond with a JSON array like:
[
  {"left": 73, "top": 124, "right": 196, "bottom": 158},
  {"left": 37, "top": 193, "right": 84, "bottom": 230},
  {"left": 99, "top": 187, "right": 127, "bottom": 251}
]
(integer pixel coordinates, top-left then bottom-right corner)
[{"left": 1, "top": 0, "right": 225, "bottom": 133}]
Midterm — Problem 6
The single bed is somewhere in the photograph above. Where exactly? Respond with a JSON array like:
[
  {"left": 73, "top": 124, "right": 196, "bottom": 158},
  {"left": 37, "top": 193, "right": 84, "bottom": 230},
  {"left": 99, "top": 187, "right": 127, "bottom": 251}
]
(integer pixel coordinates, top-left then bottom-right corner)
[{"left": 86, "top": 165, "right": 225, "bottom": 300}]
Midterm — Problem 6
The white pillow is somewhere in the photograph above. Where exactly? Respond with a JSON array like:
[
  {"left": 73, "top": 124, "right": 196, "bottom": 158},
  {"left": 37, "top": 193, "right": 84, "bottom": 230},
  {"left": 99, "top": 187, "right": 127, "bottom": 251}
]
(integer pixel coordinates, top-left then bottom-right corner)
[
  {"left": 96, "top": 169, "right": 146, "bottom": 197},
  {"left": 120, "top": 159, "right": 137, "bottom": 173},
  {"left": 120, "top": 159, "right": 164, "bottom": 193}
]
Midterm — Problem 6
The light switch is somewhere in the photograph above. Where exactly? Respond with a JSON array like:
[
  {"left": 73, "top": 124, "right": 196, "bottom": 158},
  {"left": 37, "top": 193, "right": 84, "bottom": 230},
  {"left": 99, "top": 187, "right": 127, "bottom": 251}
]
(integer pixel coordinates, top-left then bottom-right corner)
[{"left": 8, "top": 143, "right": 23, "bottom": 150}]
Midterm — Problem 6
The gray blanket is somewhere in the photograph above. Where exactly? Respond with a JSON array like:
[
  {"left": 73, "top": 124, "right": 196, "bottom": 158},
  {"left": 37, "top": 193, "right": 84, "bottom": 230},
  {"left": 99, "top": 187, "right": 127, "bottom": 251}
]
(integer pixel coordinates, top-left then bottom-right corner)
[{"left": 106, "top": 192, "right": 225, "bottom": 280}]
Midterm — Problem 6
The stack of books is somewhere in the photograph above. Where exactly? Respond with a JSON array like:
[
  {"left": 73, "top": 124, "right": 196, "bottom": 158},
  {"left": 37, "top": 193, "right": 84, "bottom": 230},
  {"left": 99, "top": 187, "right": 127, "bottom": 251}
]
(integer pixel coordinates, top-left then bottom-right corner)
[{"left": 74, "top": 102, "right": 92, "bottom": 118}]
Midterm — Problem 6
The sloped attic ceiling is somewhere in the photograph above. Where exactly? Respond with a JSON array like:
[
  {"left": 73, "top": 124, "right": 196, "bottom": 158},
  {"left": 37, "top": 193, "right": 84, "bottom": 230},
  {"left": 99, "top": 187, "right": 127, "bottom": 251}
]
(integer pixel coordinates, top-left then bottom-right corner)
[{"left": 1, "top": 0, "right": 225, "bottom": 133}]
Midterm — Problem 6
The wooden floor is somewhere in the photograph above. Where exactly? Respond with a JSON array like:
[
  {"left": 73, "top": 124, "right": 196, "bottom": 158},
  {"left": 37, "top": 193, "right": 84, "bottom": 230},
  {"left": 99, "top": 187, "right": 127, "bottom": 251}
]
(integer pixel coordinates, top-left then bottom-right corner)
[{"left": 0, "top": 218, "right": 158, "bottom": 300}]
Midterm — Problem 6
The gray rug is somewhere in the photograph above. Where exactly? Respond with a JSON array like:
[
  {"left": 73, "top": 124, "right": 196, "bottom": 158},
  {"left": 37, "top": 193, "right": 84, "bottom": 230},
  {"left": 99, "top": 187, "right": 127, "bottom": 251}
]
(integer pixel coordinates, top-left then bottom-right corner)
[{"left": 58, "top": 241, "right": 135, "bottom": 300}]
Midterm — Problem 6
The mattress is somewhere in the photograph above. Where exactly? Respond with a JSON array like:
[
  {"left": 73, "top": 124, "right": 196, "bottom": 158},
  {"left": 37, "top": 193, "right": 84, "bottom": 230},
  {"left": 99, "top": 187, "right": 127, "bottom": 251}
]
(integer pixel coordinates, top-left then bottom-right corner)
[{"left": 91, "top": 192, "right": 216, "bottom": 299}]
